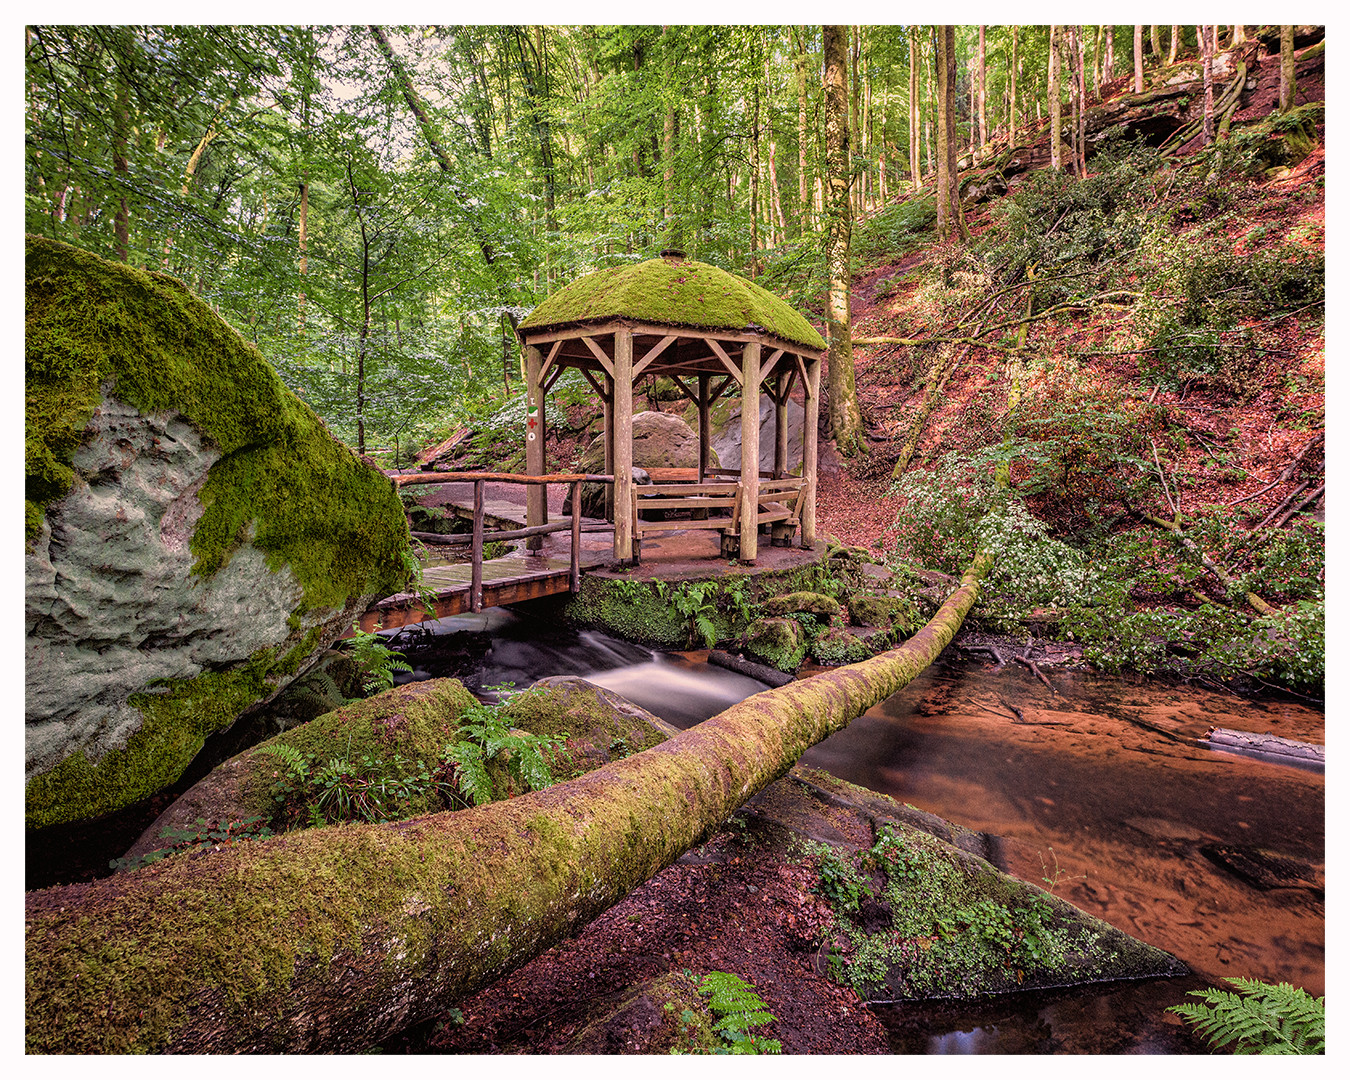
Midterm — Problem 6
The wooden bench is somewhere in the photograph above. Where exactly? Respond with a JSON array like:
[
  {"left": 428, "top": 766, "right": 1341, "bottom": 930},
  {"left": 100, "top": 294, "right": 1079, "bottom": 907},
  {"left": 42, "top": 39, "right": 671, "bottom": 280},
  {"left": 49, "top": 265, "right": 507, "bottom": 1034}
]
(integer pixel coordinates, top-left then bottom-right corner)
[{"left": 628, "top": 475, "right": 806, "bottom": 558}]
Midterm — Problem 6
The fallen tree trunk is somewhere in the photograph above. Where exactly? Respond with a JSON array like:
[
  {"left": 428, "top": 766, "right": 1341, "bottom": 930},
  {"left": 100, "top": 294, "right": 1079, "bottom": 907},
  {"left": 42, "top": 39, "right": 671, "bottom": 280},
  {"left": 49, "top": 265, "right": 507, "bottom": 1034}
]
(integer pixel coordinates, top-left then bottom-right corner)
[{"left": 26, "top": 557, "right": 992, "bottom": 1054}]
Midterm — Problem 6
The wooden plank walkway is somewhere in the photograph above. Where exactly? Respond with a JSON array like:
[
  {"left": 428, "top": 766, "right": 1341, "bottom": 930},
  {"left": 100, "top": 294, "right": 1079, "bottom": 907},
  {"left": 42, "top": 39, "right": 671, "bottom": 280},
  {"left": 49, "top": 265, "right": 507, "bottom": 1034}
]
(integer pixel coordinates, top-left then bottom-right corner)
[{"left": 359, "top": 548, "right": 610, "bottom": 632}]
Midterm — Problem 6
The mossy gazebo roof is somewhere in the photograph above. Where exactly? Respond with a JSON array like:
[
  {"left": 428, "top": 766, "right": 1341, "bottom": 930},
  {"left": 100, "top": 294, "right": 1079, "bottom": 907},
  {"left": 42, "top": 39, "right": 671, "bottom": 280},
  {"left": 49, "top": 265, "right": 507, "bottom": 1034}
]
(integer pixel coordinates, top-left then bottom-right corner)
[
  {"left": 516, "top": 250, "right": 826, "bottom": 566},
  {"left": 518, "top": 255, "right": 826, "bottom": 355}
]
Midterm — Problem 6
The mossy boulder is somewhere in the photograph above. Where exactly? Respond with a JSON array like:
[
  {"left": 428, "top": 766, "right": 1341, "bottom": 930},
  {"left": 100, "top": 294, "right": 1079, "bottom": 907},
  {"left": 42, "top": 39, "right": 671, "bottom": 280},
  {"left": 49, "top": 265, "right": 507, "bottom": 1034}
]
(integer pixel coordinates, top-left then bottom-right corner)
[
  {"left": 25, "top": 235, "right": 409, "bottom": 830},
  {"left": 741, "top": 617, "right": 807, "bottom": 674},
  {"left": 766, "top": 768, "right": 1188, "bottom": 1002},
  {"left": 848, "top": 594, "right": 920, "bottom": 634},
  {"left": 761, "top": 591, "right": 841, "bottom": 621},
  {"left": 811, "top": 626, "right": 891, "bottom": 667}
]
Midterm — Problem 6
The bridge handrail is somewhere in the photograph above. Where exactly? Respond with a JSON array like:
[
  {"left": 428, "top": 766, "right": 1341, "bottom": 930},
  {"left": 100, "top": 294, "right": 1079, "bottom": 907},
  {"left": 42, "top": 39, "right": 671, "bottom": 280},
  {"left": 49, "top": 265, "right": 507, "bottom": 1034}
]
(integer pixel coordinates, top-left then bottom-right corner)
[{"left": 388, "top": 470, "right": 615, "bottom": 487}]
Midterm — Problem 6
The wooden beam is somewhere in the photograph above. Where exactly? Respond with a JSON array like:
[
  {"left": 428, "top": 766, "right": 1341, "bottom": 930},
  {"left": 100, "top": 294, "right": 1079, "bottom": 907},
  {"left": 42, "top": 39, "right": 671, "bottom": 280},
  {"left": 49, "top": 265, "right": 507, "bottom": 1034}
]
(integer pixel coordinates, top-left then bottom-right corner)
[
  {"left": 537, "top": 340, "right": 563, "bottom": 385},
  {"left": 603, "top": 373, "right": 615, "bottom": 522},
  {"left": 739, "top": 340, "right": 761, "bottom": 564},
  {"left": 697, "top": 372, "right": 711, "bottom": 482},
  {"left": 581, "top": 334, "right": 615, "bottom": 378},
  {"left": 773, "top": 369, "right": 788, "bottom": 478},
  {"left": 666, "top": 374, "right": 699, "bottom": 404},
  {"left": 613, "top": 329, "right": 634, "bottom": 563},
  {"left": 524, "top": 346, "right": 547, "bottom": 549},
  {"left": 576, "top": 365, "right": 610, "bottom": 401},
  {"left": 522, "top": 320, "right": 826, "bottom": 363},
  {"left": 471, "top": 479, "right": 485, "bottom": 611},
  {"left": 632, "top": 334, "right": 678, "bottom": 379},
  {"left": 758, "top": 348, "right": 785, "bottom": 386},
  {"left": 708, "top": 374, "right": 735, "bottom": 405},
  {"left": 802, "top": 356, "right": 821, "bottom": 548},
  {"left": 391, "top": 470, "right": 610, "bottom": 487},
  {"left": 704, "top": 338, "right": 743, "bottom": 384},
  {"left": 794, "top": 352, "right": 810, "bottom": 393}
]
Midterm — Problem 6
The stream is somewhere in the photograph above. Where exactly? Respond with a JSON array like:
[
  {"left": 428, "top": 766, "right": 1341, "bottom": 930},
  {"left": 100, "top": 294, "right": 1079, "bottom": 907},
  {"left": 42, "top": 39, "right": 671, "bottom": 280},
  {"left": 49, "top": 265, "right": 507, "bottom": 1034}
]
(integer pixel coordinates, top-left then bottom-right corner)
[{"left": 393, "top": 610, "right": 1325, "bottom": 1055}]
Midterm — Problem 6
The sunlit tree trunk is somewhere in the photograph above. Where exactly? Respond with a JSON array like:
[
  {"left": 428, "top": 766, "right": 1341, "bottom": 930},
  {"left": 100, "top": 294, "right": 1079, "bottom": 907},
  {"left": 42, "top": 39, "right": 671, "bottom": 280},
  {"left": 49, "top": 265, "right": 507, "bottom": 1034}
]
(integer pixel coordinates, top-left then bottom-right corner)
[
  {"left": 1168, "top": 25, "right": 1180, "bottom": 64},
  {"left": 1009, "top": 25, "right": 1019, "bottom": 138},
  {"left": 935, "top": 25, "right": 967, "bottom": 243},
  {"left": 1279, "top": 26, "right": 1296, "bottom": 113},
  {"left": 909, "top": 25, "right": 922, "bottom": 191},
  {"left": 1201, "top": 25, "right": 1215, "bottom": 145},
  {"left": 1103, "top": 24, "right": 1114, "bottom": 81},
  {"left": 1133, "top": 25, "right": 1144, "bottom": 92},
  {"left": 112, "top": 28, "right": 132, "bottom": 263},
  {"left": 1049, "top": 25, "right": 1063, "bottom": 171},
  {"left": 977, "top": 25, "right": 988, "bottom": 149},
  {"left": 822, "top": 24, "right": 864, "bottom": 455},
  {"left": 1150, "top": 25, "right": 1162, "bottom": 61},
  {"left": 795, "top": 26, "right": 810, "bottom": 233}
]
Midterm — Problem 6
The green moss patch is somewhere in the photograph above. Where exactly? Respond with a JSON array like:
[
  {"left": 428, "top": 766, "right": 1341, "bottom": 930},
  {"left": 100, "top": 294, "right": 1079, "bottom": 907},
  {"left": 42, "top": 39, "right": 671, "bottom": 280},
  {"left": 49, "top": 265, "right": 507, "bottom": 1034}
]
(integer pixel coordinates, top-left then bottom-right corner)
[
  {"left": 848, "top": 594, "right": 920, "bottom": 634},
  {"left": 519, "top": 256, "right": 826, "bottom": 353},
  {"left": 25, "top": 235, "right": 408, "bottom": 610},
  {"left": 762, "top": 591, "right": 841, "bottom": 621},
  {"left": 742, "top": 617, "right": 807, "bottom": 673}
]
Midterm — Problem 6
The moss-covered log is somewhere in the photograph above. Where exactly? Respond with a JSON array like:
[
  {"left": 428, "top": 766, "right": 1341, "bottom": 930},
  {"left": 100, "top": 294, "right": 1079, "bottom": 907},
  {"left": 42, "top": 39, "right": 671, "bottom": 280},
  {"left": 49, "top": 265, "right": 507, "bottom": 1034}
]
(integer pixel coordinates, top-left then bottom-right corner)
[{"left": 26, "top": 557, "right": 990, "bottom": 1054}]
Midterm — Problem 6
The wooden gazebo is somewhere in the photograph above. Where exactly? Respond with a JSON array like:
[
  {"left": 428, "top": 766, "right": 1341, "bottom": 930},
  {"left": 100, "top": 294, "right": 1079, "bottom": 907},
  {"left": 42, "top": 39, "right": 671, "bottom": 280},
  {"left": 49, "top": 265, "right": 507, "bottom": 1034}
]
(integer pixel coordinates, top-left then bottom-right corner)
[{"left": 516, "top": 251, "right": 828, "bottom": 566}]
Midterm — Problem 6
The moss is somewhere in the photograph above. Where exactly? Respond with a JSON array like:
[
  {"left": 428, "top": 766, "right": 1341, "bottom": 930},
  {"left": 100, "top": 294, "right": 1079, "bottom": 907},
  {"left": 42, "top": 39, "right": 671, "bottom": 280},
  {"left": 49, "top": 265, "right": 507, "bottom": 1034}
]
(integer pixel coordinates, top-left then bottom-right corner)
[
  {"left": 848, "top": 594, "right": 920, "bottom": 634},
  {"left": 761, "top": 591, "right": 841, "bottom": 621},
  {"left": 810, "top": 626, "right": 882, "bottom": 666},
  {"left": 501, "top": 682, "right": 671, "bottom": 780},
  {"left": 564, "top": 970, "right": 716, "bottom": 1053},
  {"left": 742, "top": 617, "right": 806, "bottom": 673},
  {"left": 518, "top": 256, "right": 826, "bottom": 353},
  {"left": 25, "top": 235, "right": 408, "bottom": 610}
]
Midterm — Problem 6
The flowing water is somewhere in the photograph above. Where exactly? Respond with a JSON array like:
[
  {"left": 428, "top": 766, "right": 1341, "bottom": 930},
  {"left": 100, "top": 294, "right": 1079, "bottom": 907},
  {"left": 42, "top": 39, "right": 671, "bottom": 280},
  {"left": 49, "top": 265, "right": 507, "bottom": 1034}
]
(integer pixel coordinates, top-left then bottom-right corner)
[{"left": 396, "top": 611, "right": 1325, "bottom": 1055}]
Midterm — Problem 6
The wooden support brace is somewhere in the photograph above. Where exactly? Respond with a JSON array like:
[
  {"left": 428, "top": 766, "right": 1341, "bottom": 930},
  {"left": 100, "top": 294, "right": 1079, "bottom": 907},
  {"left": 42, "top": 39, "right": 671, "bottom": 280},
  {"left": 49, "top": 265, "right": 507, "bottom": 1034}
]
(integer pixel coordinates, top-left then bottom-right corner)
[
  {"left": 632, "top": 334, "right": 678, "bottom": 379},
  {"left": 582, "top": 335, "right": 615, "bottom": 377},
  {"left": 704, "top": 338, "right": 744, "bottom": 383}
]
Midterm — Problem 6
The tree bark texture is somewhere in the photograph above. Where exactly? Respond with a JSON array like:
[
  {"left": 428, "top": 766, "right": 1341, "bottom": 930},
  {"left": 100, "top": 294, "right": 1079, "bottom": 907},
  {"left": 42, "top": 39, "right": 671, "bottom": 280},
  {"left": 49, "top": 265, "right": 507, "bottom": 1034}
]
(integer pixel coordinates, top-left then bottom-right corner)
[
  {"left": 1279, "top": 26, "right": 1296, "bottom": 113},
  {"left": 822, "top": 24, "right": 864, "bottom": 455},
  {"left": 935, "top": 25, "right": 966, "bottom": 242},
  {"left": 1201, "top": 26, "right": 1215, "bottom": 145},
  {"left": 977, "top": 25, "right": 988, "bottom": 149},
  {"left": 26, "top": 560, "right": 991, "bottom": 1053},
  {"left": 1134, "top": 25, "right": 1145, "bottom": 93},
  {"left": 1049, "top": 26, "right": 1063, "bottom": 172},
  {"left": 909, "top": 26, "right": 922, "bottom": 190}
]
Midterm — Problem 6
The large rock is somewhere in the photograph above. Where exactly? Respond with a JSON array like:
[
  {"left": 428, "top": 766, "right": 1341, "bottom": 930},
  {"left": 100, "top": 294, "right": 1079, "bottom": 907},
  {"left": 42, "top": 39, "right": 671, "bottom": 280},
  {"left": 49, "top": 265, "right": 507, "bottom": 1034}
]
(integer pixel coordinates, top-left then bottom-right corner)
[
  {"left": 25, "top": 235, "right": 409, "bottom": 829},
  {"left": 564, "top": 410, "right": 711, "bottom": 517},
  {"left": 696, "top": 394, "right": 805, "bottom": 473}
]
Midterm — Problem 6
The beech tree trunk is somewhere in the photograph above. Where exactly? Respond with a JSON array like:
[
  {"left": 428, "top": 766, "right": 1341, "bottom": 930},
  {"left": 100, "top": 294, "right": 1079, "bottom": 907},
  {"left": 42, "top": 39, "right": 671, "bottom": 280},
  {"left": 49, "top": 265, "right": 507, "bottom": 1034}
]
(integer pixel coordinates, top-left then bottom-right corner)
[
  {"left": 977, "top": 25, "right": 988, "bottom": 149},
  {"left": 822, "top": 23, "right": 864, "bottom": 454},
  {"left": 935, "top": 25, "right": 966, "bottom": 242},
  {"left": 26, "top": 561, "right": 993, "bottom": 1053},
  {"left": 1049, "top": 25, "right": 1063, "bottom": 171},
  {"left": 1279, "top": 26, "right": 1296, "bottom": 113},
  {"left": 909, "top": 25, "right": 922, "bottom": 190},
  {"left": 1201, "top": 26, "right": 1216, "bottom": 145},
  {"left": 1134, "top": 25, "right": 1145, "bottom": 93}
]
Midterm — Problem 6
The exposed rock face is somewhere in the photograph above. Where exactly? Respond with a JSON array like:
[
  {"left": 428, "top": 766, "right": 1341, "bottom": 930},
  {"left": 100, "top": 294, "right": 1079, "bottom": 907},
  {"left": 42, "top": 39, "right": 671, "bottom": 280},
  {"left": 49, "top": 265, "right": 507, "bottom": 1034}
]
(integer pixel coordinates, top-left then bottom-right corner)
[
  {"left": 564, "top": 411, "right": 707, "bottom": 517},
  {"left": 703, "top": 394, "right": 805, "bottom": 473},
  {"left": 25, "top": 235, "right": 409, "bottom": 829}
]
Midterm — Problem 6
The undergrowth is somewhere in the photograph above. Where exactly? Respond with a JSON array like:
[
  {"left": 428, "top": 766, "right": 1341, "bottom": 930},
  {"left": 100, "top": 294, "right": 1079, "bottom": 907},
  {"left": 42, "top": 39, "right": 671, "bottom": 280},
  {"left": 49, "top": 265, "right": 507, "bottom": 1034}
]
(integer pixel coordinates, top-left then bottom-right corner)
[{"left": 1169, "top": 978, "right": 1324, "bottom": 1055}]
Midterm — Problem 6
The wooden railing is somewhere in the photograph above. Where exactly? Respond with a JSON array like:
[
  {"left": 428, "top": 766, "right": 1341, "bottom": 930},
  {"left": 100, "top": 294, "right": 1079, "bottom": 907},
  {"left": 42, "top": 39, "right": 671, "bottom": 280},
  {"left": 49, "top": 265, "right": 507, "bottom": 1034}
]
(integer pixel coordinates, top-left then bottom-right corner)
[{"left": 391, "top": 470, "right": 613, "bottom": 610}]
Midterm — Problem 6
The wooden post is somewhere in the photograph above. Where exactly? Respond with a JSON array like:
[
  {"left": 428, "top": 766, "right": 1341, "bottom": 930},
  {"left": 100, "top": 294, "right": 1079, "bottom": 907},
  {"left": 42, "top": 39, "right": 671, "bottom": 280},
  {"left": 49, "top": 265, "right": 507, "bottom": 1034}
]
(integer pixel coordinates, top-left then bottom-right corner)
[
  {"left": 470, "top": 479, "right": 485, "bottom": 611},
  {"left": 570, "top": 480, "right": 582, "bottom": 592},
  {"left": 613, "top": 329, "right": 634, "bottom": 564},
  {"left": 525, "top": 345, "right": 546, "bottom": 552},
  {"left": 773, "top": 369, "right": 788, "bottom": 478},
  {"left": 802, "top": 355, "right": 820, "bottom": 548},
  {"left": 739, "top": 340, "right": 761, "bottom": 564},
  {"left": 603, "top": 374, "right": 615, "bottom": 522},
  {"left": 697, "top": 372, "right": 711, "bottom": 483}
]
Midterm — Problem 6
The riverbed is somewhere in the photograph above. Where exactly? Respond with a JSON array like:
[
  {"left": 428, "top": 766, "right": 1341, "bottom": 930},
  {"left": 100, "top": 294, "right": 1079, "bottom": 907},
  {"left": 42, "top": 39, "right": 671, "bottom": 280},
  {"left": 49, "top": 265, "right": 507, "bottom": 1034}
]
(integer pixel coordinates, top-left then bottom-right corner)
[{"left": 397, "top": 610, "right": 1325, "bottom": 1054}]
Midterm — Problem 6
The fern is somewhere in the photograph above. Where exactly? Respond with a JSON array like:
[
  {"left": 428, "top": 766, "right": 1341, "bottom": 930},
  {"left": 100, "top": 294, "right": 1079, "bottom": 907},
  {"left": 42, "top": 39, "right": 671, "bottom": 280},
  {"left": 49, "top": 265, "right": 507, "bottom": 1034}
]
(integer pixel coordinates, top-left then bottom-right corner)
[
  {"left": 697, "top": 971, "right": 782, "bottom": 1055},
  {"left": 254, "top": 742, "right": 312, "bottom": 781},
  {"left": 1169, "top": 978, "right": 1324, "bottom": 1055}
]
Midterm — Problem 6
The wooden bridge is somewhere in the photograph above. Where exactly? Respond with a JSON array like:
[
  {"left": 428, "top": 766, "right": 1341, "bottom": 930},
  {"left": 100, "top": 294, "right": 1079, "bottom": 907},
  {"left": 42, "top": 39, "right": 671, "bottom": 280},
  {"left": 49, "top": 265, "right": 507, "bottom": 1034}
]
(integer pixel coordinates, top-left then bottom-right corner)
[
  {"left": 358, "top": 468, "right": 807, "bottom": 633},
  {"left": 358, "top": 471, "right": 611, "bottom": 632}
]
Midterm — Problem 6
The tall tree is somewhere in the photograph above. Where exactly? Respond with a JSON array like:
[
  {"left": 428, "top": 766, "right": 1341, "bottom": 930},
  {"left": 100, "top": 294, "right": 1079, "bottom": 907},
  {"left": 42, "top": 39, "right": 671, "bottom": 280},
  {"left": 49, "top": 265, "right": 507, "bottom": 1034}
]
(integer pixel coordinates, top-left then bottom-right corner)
[
  {"left": 1201, "top": 25, "right": 1216, "bottom": 145},
  {"left": 908, "top": 25, "right": 922, "bottom": 189},
  {"left": 1280, "top": 26, "right": 1296, "bottom": 113},
  {"left": 1009, "top": 25, "right": 1019, "bottom": 138},
  {"left": 821, "top": 24, "right": 864, "bottom": 455},
  {"left": 977, "top": 25, "right": 988, "bottom": 150},
  {"left": 1133, "top": 25, "right": 1144, "bottom": 92},
  {"left": 1168, "top": 24, "right": 1181, "bottom": 63},
  {"left": 934, "top": 25, "right": 967, "bottom": 242},
  {"left": 1049, "top": 25, "right": 1063, "bottom": 171}
]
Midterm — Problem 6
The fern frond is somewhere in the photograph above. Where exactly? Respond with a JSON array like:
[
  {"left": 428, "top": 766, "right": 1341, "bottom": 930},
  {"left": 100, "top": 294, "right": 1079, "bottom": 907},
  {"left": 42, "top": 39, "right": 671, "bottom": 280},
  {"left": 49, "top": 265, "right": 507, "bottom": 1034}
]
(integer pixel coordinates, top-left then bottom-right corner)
[
  {"left": 254, "top": 743, "right": 311, "bottom": 779},
  {"left": 1169, "top": 979, "right": 1324, "bottom": 1055}
]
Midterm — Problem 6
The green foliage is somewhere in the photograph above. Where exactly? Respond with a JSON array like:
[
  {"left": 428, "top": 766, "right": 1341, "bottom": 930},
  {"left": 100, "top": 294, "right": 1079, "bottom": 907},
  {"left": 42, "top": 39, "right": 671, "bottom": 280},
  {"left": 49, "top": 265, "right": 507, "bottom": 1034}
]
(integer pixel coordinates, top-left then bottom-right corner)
[
  {"left": 976, "top": 138, "right": 1160, "bottom": 294},
  {"left": 109, "top": 815, "right": 274, "bottom": 872},
  {"left": 344, "top": 626, "right": 413, "bottom": 695},
  {"left": 695, "top": 971, "right": 782, "bottom": 1055},
  {"left": 656, "top": 580, "right": 721, "bottom": 649},
  {"left": 1169, "top": 978, "right": 1324, "bottom": 1055},
  {"left": 255, "top": 741, "right": 454, "bottom": 828},
  {"left": 810, "top": 844, "right": 870, "bottom": 914},
  {"left": 853, "top": 195, "right": 937, "bottom": 260},
  {"left": 1133, "top": 232, "right": 1324, "bottom": 393},
  {"left": 443, "top": 688, "right": 570, "bottom": 806}
]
